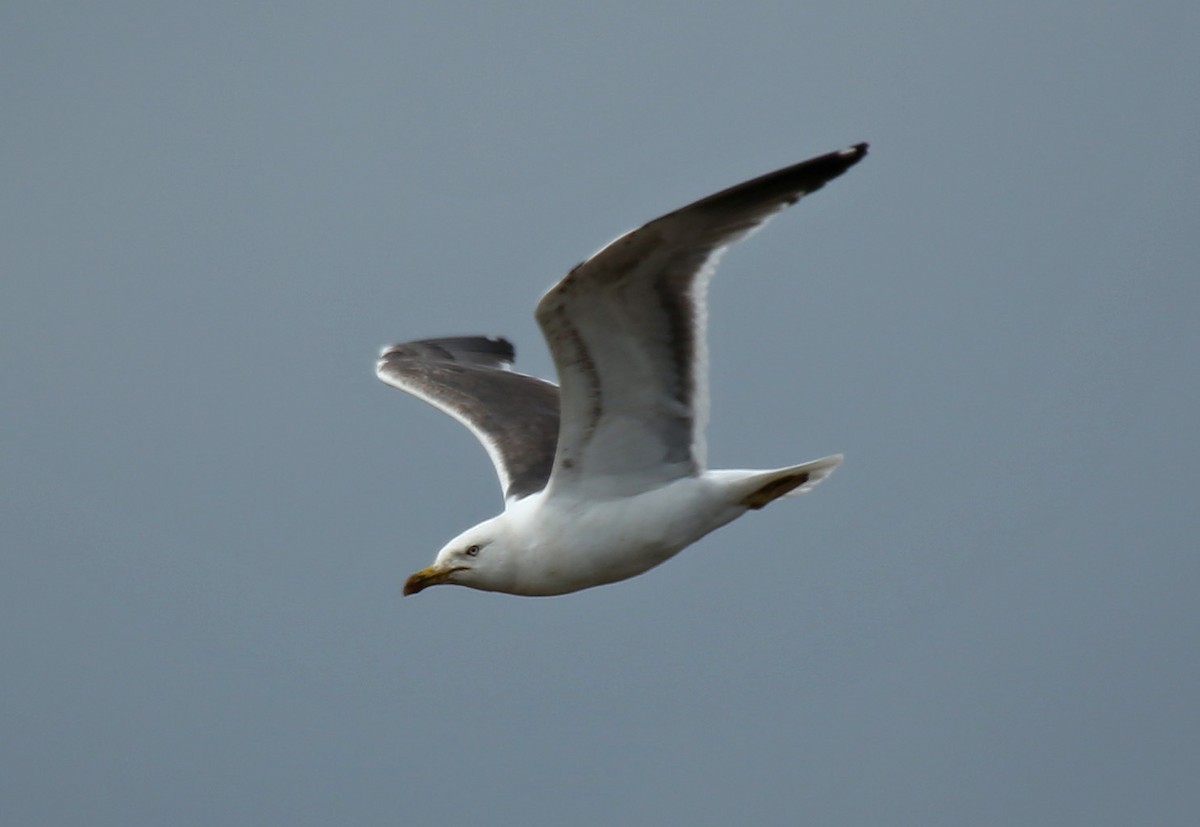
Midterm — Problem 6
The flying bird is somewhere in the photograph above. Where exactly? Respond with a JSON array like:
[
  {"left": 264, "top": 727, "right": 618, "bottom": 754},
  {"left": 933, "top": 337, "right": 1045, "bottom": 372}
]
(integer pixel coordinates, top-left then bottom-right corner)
[{"left": 378, "top": 143, "right": 867, "bottom": 596}]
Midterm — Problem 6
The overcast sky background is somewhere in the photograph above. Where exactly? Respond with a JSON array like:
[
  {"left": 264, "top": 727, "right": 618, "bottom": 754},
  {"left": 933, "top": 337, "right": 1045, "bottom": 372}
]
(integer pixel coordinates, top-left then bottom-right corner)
[{"left": 4, "top": 2, "right": 1198, "bottom": 825}]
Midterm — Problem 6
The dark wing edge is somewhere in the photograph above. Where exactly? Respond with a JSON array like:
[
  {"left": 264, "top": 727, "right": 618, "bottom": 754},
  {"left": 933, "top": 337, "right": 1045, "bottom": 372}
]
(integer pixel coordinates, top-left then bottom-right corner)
[
  {"left": 376, "top": 337, "right": 561, "bottom": 500},
  {"left": 669, "top": 142, "right": 868, "bottom": 229},
  {"left": 379, "top": 336, "right": 517, "bottom": 370}
]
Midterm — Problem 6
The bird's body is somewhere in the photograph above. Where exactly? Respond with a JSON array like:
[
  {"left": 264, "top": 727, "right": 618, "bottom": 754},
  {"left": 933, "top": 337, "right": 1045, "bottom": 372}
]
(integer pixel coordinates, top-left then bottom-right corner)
[
  {"left": 444, "top": 458, "right": 843, "bottom": 596},
  {"left": 470, "top": 479, "right": 718, "bottom": 597},
  {"left": 378, "top": 143, "right": 867, "bottom": 597}
]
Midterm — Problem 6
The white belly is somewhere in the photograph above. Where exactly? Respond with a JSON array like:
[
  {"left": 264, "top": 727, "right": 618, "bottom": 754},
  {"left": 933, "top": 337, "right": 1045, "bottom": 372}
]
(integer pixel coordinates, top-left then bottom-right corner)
[{"left": 508, "top": 475, "right": 746, "bottom": 595}]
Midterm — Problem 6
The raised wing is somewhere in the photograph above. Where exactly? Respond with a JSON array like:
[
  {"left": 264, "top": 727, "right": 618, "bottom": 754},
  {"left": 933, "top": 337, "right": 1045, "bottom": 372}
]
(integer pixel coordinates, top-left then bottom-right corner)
[
  {"left": 534, "top": 143, "right": 867, "bottom": 496},
  {"left": 376, "top": 336, "right": 560, "bottom": 500}
]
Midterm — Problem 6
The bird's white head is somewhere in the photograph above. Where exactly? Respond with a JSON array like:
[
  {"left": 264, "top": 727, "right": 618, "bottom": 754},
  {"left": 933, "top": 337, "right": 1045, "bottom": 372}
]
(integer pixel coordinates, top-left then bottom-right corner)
[{"left": 403, "top": 515, "right": 516, "bottom": 596}]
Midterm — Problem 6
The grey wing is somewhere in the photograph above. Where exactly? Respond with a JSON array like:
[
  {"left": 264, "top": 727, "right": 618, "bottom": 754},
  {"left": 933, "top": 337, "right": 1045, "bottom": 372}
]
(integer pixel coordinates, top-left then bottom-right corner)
[
  {"left": 376, "top": 336, "right": 561, "bottom": 500},
  {"left": 535, "top": 143, "right": 867, "bottom": 495}
]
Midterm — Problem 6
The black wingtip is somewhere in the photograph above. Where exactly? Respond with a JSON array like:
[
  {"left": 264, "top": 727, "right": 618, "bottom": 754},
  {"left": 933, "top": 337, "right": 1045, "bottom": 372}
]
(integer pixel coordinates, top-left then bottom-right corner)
[
  {"left": 835, "top": 142, "right": 869, "bottom": 168},
  {"left": 804, "top": 140, "right": 870, "bottom": 183},
  {"left": 682, "top": 141, "right": 870, "bottom": 217}
]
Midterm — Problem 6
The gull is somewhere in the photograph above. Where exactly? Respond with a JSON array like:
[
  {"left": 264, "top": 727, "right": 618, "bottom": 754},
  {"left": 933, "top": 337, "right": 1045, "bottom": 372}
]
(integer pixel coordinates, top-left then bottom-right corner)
[{"left": 378, "top": 143, "right": 867, "bottom": 596}]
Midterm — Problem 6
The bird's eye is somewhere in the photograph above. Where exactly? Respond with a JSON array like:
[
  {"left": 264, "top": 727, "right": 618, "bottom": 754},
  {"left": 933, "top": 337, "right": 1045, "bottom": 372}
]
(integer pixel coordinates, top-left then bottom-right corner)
[{"left": 465, "top": 544, "right": 480, "bottom": 557}]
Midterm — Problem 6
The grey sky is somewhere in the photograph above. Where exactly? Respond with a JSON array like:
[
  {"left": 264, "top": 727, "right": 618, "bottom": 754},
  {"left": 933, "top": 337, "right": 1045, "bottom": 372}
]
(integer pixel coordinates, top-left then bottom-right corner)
[{"left": 3, "top": 2, "right": 1198, "bottom": 825}]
